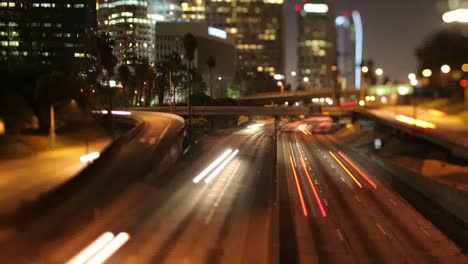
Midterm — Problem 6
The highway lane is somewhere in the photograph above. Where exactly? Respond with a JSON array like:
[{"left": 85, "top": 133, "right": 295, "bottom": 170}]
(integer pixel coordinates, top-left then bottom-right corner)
[
  {"left": 2, "top": 124, "right": 276, "bottom": 263},
  {"left": 104, "top": 125, "right": 276, "bottom": 263},
  {"left": 278, "top": 124, "right": 466, "bottom": 263}
]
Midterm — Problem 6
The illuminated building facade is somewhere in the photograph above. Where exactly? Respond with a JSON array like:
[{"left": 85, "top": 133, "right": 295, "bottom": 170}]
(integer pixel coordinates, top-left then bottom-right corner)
[
  {"left": 97, "top": 0, "right": 160, "bottom": 65},
  {"left": 296, "top": 1, "right": 336, "bottom": 90},
  {"left": 155, "top": 22, "right": 235, "bottom": 98},
  {"left": 335, "top": 10, "right": 363, "bottom": 89},
  {"left": 0, "top": 0, "right": 96, "bottom": 75},
  {"left": 181, "top": 0, "right": 284, "bottom": 75}
]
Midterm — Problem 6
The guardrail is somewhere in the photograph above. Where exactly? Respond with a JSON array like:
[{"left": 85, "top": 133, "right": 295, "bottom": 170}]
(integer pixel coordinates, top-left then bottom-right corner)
[
  {"left": 133, "top": 106, "right": 356, "bottom": 117},
  {"left": 355, "top": 109, "right": 468, "bottom": 160}
]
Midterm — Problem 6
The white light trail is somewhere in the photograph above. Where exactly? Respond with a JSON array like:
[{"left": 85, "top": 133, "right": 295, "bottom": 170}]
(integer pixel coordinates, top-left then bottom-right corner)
[
  {"left": 86, "top": 232, "right": 130, "bottom": 264},
  {"left": 66, "top": 232, "right": 115, "bottom": 264},
  {"left": 80, "top": 152, "right": 100, "bottom": 163},
  {"left": 193, "top": 149, "right": 233, "bottom": 183},
  {"left": 204, "top": 149, "right": 239, "bottom": 183},
  {"left": 247, "top": 123, "right": 265, "bottom": 129}
]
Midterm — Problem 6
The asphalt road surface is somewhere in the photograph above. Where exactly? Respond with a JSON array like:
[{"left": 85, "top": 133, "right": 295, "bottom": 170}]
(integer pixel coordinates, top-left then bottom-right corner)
[
  {"left": 278, "top": 122, "right": 466, "bottom": 263},
  {"left": 0, "top": 119, "right": 466, "bottom": 263}
]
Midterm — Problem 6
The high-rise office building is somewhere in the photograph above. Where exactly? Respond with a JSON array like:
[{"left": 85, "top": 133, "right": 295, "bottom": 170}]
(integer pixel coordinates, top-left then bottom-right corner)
[
  {"left": 181, "top": 0, "right": 284, "bottom": 75},
  {"left": 0, "top": 0, "right": 96, "bottom": 75},
  {"left": 97, "top": 0, "right": 160, "bottom": 65},
  {"left": 335, "top": 10, "right": 363, "bottom": 90},
  {"left": 296, "top": 1, "right": 336, "bottom": 90}
]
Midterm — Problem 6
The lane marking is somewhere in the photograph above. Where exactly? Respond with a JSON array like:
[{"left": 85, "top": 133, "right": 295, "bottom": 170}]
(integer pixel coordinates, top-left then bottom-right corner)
[
  {"left": 336, "top": 229, "right": 345, "bottom": 241},
  {"left": 205, "top": 161, "right": 241, "bottom": 224},
  {"left": 420, "top": 227, "right": 431, "bottom": 237},
  {"left": 376, "top": 224, "right": 387, "bottom": 236},
  {"left": 354, "top": 195, "right": 361, "bottom": 203}
]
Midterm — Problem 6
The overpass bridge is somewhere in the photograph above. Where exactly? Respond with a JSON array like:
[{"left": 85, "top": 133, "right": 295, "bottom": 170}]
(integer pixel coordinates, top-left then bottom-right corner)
[
  {"left": 134, "top": 105, "right": 356, "bottom": 117},
  {"left": 237, "top": 89, "right": 361, "bottom": 105}
]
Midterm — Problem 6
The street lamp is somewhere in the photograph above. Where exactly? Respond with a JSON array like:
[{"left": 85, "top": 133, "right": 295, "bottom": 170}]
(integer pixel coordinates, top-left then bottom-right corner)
[
  {"left": 441, "top": 64, "right": 451, "bottom": 74},
  {"left": 422, "top": 69, "right": 432, "bottom": 77},
  {"left": 408, "top": 73, "right": 416, "bottom": 80},
  {"left": 410, "top": 79, "right": 418, "bottom": 86},
  {"left": 291, "top": 71, "right": 297, "bottom": 76},
  {"left": 375, "top": 68, "right": 383, "bottom": 76},
  {"left": 361, "top": 66, "right": 369, "bottom": 73},
  {"left": 303, "top": 76, "right": 309, "bottom": 82}
]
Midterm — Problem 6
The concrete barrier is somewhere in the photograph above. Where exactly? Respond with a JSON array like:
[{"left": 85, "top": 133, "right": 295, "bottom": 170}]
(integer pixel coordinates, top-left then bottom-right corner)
[{"left": 370, "top": 154, "right": 468, "bottom": 225}]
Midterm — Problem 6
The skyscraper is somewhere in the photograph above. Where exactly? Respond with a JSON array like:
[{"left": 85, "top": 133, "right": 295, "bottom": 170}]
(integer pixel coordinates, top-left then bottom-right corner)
[
  {"left": 181, "top": 0, "right": 284, "bottom": 75},
  {"left": 97, "top": 0, "right": 159, "bottom": 65},
  {"left": 0, "top": 0, "right": 96, "bottom": 75},
  {"left": 296, "top": 1, "right": 336, "bottom": 90},
  {"left": 336, "top": 10, "right": 363, "bottom": 90}
]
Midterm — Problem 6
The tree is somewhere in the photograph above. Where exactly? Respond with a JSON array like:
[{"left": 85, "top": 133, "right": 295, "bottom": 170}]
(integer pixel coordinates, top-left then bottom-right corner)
[
  {"left": 183, "top": 33, "right": 198, "bottom": 138},
  {"left": 206, "top": 56, "right": 216, "bottom": 97},
  {"left": 93, "top": 32, "right": 117, "bottom": 126},
  {"left": 117, "top": 64, "right": 133, "bottom": 107},
  {"left": 416, "top": 26, "right": 468, "bottom": 95},
  {"left": 416, "top": 26, "right": 468, "bottom": 74}
]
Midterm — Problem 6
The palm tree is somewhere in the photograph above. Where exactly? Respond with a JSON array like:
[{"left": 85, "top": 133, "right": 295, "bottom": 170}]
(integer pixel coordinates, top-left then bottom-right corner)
[
  {"left": 183, "top": 33, "right": 198, "bottom": 138},
  {"left": 94, "top": 32, "right": 117, "bottom": 128},
  {"left": 206, "top": 55, "right": 216, "bottom": 98}
]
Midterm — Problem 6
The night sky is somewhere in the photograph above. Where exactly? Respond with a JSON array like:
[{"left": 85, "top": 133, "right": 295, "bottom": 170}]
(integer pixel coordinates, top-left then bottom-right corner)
[{"left": 334, "top": 0, "right": 444, "bottom": 82}]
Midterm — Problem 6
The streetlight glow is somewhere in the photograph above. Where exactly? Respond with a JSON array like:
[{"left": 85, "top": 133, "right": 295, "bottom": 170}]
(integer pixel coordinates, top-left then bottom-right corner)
[
  {"left": 291, "top": 71, "right": 297, "bottom": 76},
  {"left": 462, "top": 64, "right": 468, "bottom": 73},
  {"left": 375, "top": 68, "right": 383, "bottom": 76},
  {"left": 442, "top": 8, "right": 468, "bottom": 23},
  {"left": 361, "top": 66, "right": 369, "bottom": 73},
  {"left": 277, "top": 81, "right": 282, "bottom": 86},
  {"left": 410, "top": 79, "right": 418, "bottom": 86},
  {"left": 441, "top": 65, "right": 451, "bottom": 74},
  {"left": 303, "top": 76, "right": 309, "bottom": 82},
  {"left": 422, "top": 69, "right": 432, "bottom": 77},
  {"left": 408, "top": 73, "right": 416, "bottom": 80}
]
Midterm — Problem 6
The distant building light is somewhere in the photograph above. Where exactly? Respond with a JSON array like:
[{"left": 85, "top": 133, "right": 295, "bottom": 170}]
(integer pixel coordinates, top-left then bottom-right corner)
[
  {"left": 274, "top": 74, "right": 284, "bottom": 80},
  {"left": 375, "top": 68, "right": 383, "bottom": 76},
  {"left": 408, "top": 73, "right": 416, "bottom": 80},
  {"left": 422, "top": 69, "right": 432, "bottom": 77},
  {"left": 208, "top": 27, "right": 227, "bottom": 39},
  {"left": 303, "top": 3, "right": 328, "bottom": 14},
  {"left": 462, "top": 64, "right": 468, "bottom": 73},
  {"left": 441, "top": 64, "right": 451, "bottom": 74},
  {"left": 410, "top": 79, "right": 418, "bottom": 86},
  {"left": 335, "top": 16, "right": 349, "bottom": 27},
  {"left": 291, "top": 71, "right": 297, "bottom": 76},
  {"left": 109, "top": 80, "right": 116, "bottom": 87},
  {"left": 303, "top": 76, "right": 309, "bottom": 82},
  {"left": 361, "top": 66, "right": 369, "bottom": 73}
]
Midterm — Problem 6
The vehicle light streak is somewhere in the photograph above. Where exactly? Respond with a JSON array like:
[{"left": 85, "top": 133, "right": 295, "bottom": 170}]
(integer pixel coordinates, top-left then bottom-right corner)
[
  {"left": 204, "top": 149, "right": 239, "bottom": 183},
  {"left": 329, "top": 151, "right": 363, "bottom": 188},
  {"left": 193, "top": 149, "right": 233, "bottom": 183},
  {"left": 290, "top": 156, "right": 308, "bottom": 217},
  {"left": 66, "top": 232, "right": 115, "bottom": 264},
  {"left": 395, "top": 115, "right": 436, "bottom": 129},
  {"left": 428, "top": 109, "right": 446, "bottom": 117},
  {"left": 289, "top": 143, "right": 297, "bottom": 167},
  {"left": 337, "top": 151, "right": 377, "bottom": 189},
  {"left": 86, "top": 232, "right": 130, "bottom": 264},
  {"left": 247, "top": 123, "right": 265, "bottom": 129},
  {"left": 80, "top": 152, "right": 100, "bottom": 163},
  {"left": 297, "top": 144, "right": 327, "bottom": 217}
]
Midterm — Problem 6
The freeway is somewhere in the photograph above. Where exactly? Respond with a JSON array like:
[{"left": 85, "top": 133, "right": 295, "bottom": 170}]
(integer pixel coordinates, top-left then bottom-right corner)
[
  {"left": 0, "top": 115, "right": 466, "bottom": 263},
  {"left": 278, "top": 123, "right": 466, "bottom": 263},
  {"left": 0, "top": 123, "right": 276, "bottom": 264}
]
